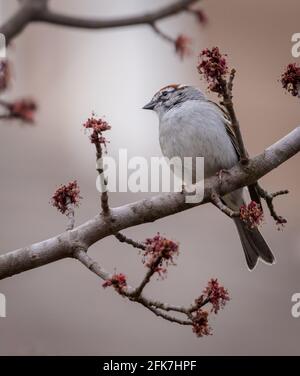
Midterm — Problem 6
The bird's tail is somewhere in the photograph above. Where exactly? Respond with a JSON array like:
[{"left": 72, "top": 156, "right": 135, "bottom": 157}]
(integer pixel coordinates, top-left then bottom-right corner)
[{"left": 233, "top": 218, "right": 275, "bottom": 270}]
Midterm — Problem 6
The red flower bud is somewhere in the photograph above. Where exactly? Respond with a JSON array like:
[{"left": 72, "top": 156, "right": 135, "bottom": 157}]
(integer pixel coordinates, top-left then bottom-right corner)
[
  {"left": 201, "top": 278, "right": 230, "bottom": 314},
  {"left": 197, "top": 47, "right": 229, "bottom": 94},
  {"left": 192, "top": 310, "right": 212, "bottom": 337},
  {"left": 83, "top": 116, "right": 111, "bottom": 145},
  {"left": 175, "top": 35, "right": 192, "bottom": 59},
  {"left": 51, "top": 180, "right": 81, "bottom": 215},
  {"left": 281, "top": 63, "right": 300, "bottom": 97},
  {"left": 83, "top": 117, "right": 111, "bottom": 132},
  {"left": 8, "top": 99, "right": 37, "bottom": 123},
  {"left": 103, "top": 273, "right": 127, "bottom": 293},
  {"left": 240, "top": 201, "right": 264, "bottom": 228},
  {"left": 142, "top": 233, "right": 179, "bottom": 279}
]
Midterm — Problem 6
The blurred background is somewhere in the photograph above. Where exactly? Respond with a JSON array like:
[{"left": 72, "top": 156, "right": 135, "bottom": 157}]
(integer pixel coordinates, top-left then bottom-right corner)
[{"left": 0, "top": 0, "right": 299, "bottom": 355}]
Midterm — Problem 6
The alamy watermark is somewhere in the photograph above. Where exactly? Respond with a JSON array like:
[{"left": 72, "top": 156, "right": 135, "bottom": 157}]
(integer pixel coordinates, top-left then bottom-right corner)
[
  {"left": 95, "top": 150, "right": 205, "bottom": 204},
  {"left": 291, "top": 33, "right": 300, "bottom": 58},
  {"left": 291, "top": 293, "right": 300, "bottom": 318},
  {"left": 0, "top": 293, "right": 6, "bottom": 318},
  {"left": 0, "top": 33, "right": 6, "bottom": 58}
]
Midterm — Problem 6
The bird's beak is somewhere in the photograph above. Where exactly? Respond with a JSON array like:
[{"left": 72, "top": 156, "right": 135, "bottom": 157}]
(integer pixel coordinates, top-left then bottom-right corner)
[{"left": 142, "top": 100, "right": 156, "bottom": 110}]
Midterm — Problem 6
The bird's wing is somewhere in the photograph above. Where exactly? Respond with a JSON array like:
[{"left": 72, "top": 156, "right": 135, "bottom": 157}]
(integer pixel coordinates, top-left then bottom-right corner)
[
  {"left": 207, "top": 100, "right": 262, "bottom": 206},
  {"left": 207, "top": 100, "right": 241, "bottom": 159}
]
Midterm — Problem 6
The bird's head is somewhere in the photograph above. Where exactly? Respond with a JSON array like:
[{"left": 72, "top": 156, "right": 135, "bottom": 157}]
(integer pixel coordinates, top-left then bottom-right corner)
[{"left": 143, "top": 84, "right": 205, "bottom": 116}]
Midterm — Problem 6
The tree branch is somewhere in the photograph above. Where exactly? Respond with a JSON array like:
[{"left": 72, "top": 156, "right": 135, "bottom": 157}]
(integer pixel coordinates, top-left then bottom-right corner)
[
  {"left": 150, "top": 23, "right": 175, "bottom": 44},
  {"left": 140, "top": 304, "right": 192, "bottom": 326},
  {"left": 0, "top": 126, "right": 299, "bottom": 280},
  {"left": 73, "top": 248, "right": 201, "bottom": 327},
  {"left": 256, "top": 184, "right": 289, "bottom": 224},
  {"left": 73, "top": 248, "right": 111, "bottom": 282},
  {"left": 0, "top": 0, "right": 200, "bottom": 45},
  {"left": 211, "top": 191, "right": 239, "bottom": 218},
  {"left": 114, "top": 232, "right": 146, "bottom": 250},
  {"left": 0, "top": 0, "right": 48, "bottom": 44}
]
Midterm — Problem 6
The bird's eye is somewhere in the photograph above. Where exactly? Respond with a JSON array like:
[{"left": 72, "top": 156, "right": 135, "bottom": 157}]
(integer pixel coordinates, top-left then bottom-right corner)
[{"left": 161, "top": 91, "right": 168, "bottom": 97}]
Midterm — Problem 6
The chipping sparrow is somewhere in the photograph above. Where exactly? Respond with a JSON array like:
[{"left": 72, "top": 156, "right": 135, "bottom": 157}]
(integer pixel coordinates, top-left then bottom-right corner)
[{"left": 143, "top": 84, "right": 275, "bottom": 269}]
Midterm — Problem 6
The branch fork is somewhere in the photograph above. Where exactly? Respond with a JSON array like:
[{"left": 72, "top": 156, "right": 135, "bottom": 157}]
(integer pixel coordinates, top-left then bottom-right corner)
[{"left": 210, "top": 191, "right": 239, "bottom": 218}]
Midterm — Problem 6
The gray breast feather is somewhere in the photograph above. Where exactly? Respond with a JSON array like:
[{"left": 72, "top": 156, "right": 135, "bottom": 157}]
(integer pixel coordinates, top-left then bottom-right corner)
[{"left": 159, "top": 100, "right": 238, "bottom": 179}]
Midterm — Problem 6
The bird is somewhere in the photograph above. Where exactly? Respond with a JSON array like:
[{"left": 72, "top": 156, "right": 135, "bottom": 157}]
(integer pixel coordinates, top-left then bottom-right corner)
[{"left": 143, "top": 84, "right": 275, "bottom": 270}]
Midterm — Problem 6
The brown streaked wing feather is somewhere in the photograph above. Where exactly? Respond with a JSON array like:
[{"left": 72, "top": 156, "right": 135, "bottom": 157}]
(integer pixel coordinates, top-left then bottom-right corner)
[
  {"left": 207, "top": 100, "right": 241, "bottom": 159},
  {"left": 207, "top": 100, "right": 262, "bottom": 206}
]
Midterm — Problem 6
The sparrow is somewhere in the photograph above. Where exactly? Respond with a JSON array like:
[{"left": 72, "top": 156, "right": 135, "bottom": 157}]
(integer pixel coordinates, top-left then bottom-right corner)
[{"left": 143, "top": 84, "right": 275, "bottom": 269}]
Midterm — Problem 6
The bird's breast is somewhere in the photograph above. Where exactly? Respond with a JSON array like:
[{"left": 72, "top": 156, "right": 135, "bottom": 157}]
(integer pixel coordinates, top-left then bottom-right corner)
[{"left": 159, "top": 100, "right": 238, "bottom": 179}]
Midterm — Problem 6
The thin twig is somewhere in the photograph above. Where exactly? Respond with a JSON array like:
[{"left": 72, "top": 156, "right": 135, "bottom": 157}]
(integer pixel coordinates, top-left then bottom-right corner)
[
  {"left": 150, "top": 23, "right": 175, "bottom": 44},
  {"left": 114, "top": 232, "right": 146, "bottom": 250},
  {"left": 73, "top": 248, "right": 112, "bottom": 281},
  {"left": 133, "top": 266, "right": 157, "bottom": 298},
  {"left": 66, "top": 206, "right": 75, "bottom": 231},
  {"left": 95, "top": 142, "right": 109, "bottom": 214},
  {"left": 141, "top": 304, "right": 192, "bottom": 326},
  {"left": 256, "top": 184, "right": 289, "bottom": 224},
  {"left": 133, "top": 248, "right": 171, "bottom": 298},
  {"left": 144, "top": 297, "right": 209, "bottom": 314},
  {"left": 211, "top": 191, "right": 240, "bottom": 218},
  {"left": 74, "top": 248, "right": 197, "bottom": 327}
]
